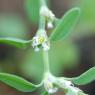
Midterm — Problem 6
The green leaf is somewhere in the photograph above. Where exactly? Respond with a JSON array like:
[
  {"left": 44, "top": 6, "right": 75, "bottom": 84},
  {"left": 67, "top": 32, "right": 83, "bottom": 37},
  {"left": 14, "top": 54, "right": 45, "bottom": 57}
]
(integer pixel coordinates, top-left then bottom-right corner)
[
  {"left": 54, "top": 18, "right": 60, "bottom": 26},
  {"left": 0, "top": 38, "right": 32, "bottom": 48},
  {"left": 25, "top": 0, "right": 40, "bottom": 24},
  {"left": 50, "top": 8, "right": 80, "bottom": 41},
  {"left": 0, "top": 73, "right": 38, "bottom": 92},
  {"left": 67, "top": 67, "right": 95, "bottom": 85},
  {"left": 41, "top": 91, "right": 49, "bottom": 95}
]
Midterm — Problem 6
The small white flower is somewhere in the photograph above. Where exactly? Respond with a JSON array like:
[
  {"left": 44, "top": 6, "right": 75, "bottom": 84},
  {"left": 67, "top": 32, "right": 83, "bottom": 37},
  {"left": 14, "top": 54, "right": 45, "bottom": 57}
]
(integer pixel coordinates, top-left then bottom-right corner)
[
  {"left": 63, "top": 81, "right": 87, "bottom": 95},
  {"left": 66, "top": 86, "right": 88, "bottom": 95},
  {"left": 32, "top": 36, "right": 40, "bottom": 47},
  {"left": 42, "top": 42, "right": 50, "bottom": 51},
  {"left": 44, "top": 74, "right": 58, "bottom": 94},
  {"left": 48, "top": 11, "right": 55, "bottom": 20},
  {"left": 64, "top": 80, "right": 72, "bottom": 88},
  {"left": 47, "top": 21, "right": 54, "bottom": 29},
  {"left": 40, "top": 5, "right": 55, "bottom": 20},
  {"left": 48, "top": 87, "right": 58, "bottom": 94},
  {"left": 58, "top": 78, "right": 73, "bottom": 89},
  {"left": 40, "top": 5, "right": 49, "bottom": 16},
  {"left": 32, "top": 31, "right": 50, "bottom": 52},
  {"left": 44, "top": 81, "right": 58, "bottom": 94},
  {"left": 56, "top": 78, "right": 87, "bottom": 95},
  {"left": 66, "top": 87, "right": 77, "bottom": 95},
  {"left": 69, "top": 86, "right": 80, "bottom": 93},
  {"left": 34, "top": 46, "right": 40, "bottom": 52}
]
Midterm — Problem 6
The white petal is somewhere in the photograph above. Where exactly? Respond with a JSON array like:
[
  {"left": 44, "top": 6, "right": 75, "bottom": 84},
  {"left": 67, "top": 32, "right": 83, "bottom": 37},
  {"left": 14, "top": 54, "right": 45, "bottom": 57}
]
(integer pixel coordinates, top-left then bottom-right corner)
[
  {"left": 32, "top": 36, "right": 41, "bottom": 47},
  {"left": 49, "top": 11, "right": 55, "bottom": 20},
  {"left": 69, "top": 86, "right": 80, "bottom": 94},
  {"left": 47, "top": 22, "right": 53, "bottom": 29},
  {"left": 44, "top": 47, "right": 49, "bottom": 51},
  {"left": 65, "top": 81, "right": 72, "bottom": 87},
  {"left": 43, "top": 44, "right": 50, "bottom": 51},
  {"left": 48, "top": 87, "right": 58, "bottom": 94},
  {"left": 34, "top": 47, "right": 40, "bottom": 52},
  {"left": 58, "top": 79, "right": 72, "bottom": 88}
]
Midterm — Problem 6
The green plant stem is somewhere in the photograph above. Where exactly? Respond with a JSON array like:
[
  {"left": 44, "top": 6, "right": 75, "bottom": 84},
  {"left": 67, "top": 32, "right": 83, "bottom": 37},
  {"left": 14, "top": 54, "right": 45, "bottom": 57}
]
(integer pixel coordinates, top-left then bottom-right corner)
[
  {"left": 43, "top": 51, "right": 50, "bottom": 73},
  {"left": 39, "top": 0, "right": 50, "bottom": 74},
  {"left": 40, "top": 0, "right": 46, "bottom": 6},
  {"left": 38, "top": 0, "right": 46, "bottom": 30},
  {"left": 39, "top": 15, "right": 45, "bottom": 30},
  {"left": 38, "top": 0, "right": 50, "bottom": 77}
]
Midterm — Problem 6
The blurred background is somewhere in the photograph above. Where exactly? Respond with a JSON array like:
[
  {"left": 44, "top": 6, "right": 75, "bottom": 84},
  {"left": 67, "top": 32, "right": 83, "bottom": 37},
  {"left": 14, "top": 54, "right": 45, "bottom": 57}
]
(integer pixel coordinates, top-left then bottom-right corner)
[{"left": 0, "top": 0, "right": 95, "bottom": 95}]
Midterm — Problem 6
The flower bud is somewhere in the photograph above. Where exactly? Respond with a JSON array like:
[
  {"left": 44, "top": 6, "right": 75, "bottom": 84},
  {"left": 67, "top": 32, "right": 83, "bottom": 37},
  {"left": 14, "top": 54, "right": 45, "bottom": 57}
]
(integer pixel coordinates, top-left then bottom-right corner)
[
  {"left": 40, "top": 5, "right": 55, "bottom": 20},
  {"left": 47, "top": 21, "right": 54, "bottom": 29},
  {"left": 40, "top": 5, "right": 50, "bottom": 17}
]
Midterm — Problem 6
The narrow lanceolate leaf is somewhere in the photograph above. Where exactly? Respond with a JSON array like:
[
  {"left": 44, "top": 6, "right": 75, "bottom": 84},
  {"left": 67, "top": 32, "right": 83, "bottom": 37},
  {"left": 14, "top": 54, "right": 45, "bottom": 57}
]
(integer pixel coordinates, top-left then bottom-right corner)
[
  {"left": 68, "top": 67, "right": 95, "bottom": 85},
  {"left": 50, "top": 8, "right": 80, "bottom": 41},
  {"left": 0, "top": 73, "right": 38, "bottom": 92},
  {"left": 0, "top": 38, "right": 32, "bottom": 48}
]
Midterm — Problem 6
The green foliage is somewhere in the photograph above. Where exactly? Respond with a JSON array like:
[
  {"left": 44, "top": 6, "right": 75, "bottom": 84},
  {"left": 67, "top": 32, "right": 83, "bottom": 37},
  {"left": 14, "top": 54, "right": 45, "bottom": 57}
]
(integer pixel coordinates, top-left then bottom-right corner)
[
  {"left": 54, "top": 18, "right": 60, "bottom": 26},
  {"left": 68, "top": 67, "right": 95, "bottom": 85},
  {"left": 50, "top": 8, "right": 80, "bottom": 41},
  {"left": 41, "top": 91, "right": 49, "bottom": 95},
  {"left": 0, "top": 0, "right": 93, "bottom": 94},
  {"left": 0, "top": 38, "right": 32, "bottom": 48},
  {"left": 25, "top": 0, "right": 40, "bottom": 24},
  {"left": 0, "top": 73, "right": 37, "bottom": 92}
]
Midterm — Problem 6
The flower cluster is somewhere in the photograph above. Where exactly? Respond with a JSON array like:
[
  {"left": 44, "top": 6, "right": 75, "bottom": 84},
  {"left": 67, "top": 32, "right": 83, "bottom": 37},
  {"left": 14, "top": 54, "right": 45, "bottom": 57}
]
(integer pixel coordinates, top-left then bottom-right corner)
[
  {"left": 32, "top": 5, "right": 56, "bottom": 52},
  {"left": 32, "top": 30, "right": 50, "bottom": 52},
  {"left": 43, "top": 74, "right": 87, "bottom": 95},
  {"left": 40, "top": 5, "right": 55, "bottom": 29},
  {"left": 44, "top": 74, "right": 58, "bottom": 94},
  {"left": 57, "top": 78, "right": 87, "bottom": 95},
  {"left": 40, "top": 5, "right": 55, "bottom": 20}
]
